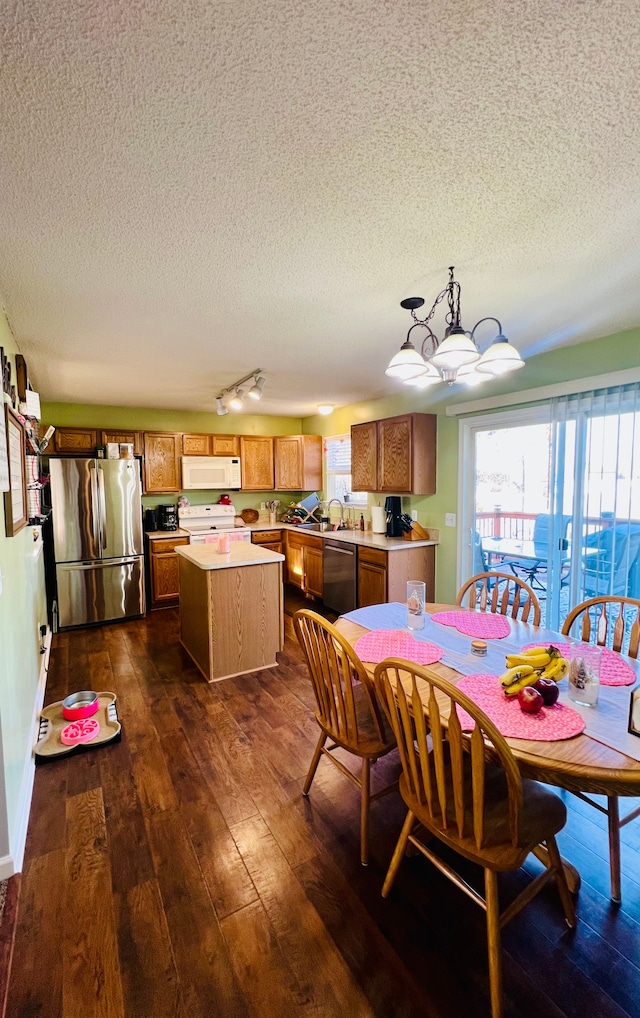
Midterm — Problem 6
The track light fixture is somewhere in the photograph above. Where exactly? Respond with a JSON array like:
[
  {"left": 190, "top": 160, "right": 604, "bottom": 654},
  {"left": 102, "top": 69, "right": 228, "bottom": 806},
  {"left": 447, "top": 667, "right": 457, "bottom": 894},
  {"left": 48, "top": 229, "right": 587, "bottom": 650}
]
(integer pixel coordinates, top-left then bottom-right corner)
[
  {"left": 386, "top": 267, "right": 524, "bottom": 387},
  {"left": 216, "top": 369, "right": 265, "bottom": 412}
]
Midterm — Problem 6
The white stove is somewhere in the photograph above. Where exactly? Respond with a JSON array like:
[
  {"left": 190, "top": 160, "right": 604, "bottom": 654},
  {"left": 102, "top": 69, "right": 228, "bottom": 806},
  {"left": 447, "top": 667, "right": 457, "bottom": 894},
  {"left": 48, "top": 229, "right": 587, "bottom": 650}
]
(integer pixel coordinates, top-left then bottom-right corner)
[{"left": 178, "top": 503, "right": 252, "bottom": 545}]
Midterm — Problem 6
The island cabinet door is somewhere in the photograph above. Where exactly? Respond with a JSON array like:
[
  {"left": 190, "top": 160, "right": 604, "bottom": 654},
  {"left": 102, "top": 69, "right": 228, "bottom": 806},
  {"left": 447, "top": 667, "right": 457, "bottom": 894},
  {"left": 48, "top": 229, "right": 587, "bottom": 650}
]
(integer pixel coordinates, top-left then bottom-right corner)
[
  {"left": 240, "top": 436, "right": 274, "bottom": 490},
  {"left": 357, "top": 547, "right": 388, "bottom": 607}
]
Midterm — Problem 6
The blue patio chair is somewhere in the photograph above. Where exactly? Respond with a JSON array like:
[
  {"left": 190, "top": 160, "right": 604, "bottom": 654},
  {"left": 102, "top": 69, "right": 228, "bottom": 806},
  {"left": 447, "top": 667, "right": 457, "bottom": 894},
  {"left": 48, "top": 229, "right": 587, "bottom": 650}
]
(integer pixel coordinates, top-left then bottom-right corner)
[
  {"left": 505, "top": 514, "right": 572, "bottom": 590},
  {"left": 582, "top": 524, "right": 640, "bottom": 598}
]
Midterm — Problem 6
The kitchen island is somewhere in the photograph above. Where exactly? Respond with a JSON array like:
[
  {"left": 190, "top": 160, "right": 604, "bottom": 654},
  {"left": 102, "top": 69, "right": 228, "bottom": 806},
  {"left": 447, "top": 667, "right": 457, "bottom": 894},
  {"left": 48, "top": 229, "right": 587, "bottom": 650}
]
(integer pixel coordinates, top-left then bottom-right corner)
[{"left": 176, "top": 542, "right": 285, "bottom": 682}]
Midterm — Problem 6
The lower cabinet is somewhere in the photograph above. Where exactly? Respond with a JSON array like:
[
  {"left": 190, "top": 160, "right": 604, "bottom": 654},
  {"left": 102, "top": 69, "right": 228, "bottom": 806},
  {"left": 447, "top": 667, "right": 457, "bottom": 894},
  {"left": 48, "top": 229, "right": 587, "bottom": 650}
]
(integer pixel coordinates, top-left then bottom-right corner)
[
  {"left": 147, "top": 535, "right": 190, "bottom": 609},
  {"left": 285, "top": 530, "right": 324, "bottom": 598},
  {"left": 251, "top": 529, "right": 284, "bottom": 556},
  {"left": 358, "top": 544, "right": 435, "bottom": 608}
]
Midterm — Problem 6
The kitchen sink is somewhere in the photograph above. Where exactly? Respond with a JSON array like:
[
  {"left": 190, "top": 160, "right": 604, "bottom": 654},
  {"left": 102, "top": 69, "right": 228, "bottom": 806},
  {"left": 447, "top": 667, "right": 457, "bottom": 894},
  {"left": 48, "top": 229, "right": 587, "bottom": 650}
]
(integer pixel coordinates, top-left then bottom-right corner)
[{"left": 294, "top": 522, "right": 333, "bottom": 531}]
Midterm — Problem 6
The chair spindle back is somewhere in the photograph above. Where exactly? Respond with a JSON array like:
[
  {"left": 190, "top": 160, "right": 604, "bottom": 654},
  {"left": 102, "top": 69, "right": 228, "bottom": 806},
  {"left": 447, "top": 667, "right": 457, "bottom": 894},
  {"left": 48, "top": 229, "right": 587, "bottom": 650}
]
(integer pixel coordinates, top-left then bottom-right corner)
[
  {"left": 562, "top": 596, "right": 640, "bottom": 658},
  {"left": 374, "top": 660, "right": 523, "bottom": 850}
]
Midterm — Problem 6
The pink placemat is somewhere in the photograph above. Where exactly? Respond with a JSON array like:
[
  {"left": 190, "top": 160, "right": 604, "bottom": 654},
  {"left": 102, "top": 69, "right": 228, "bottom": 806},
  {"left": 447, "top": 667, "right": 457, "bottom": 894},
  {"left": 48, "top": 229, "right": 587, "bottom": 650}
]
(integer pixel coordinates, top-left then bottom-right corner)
[
  {"left": 354, "top": 630, "right": 444, "bottom": 666},
  {"left": 431, "top": 611, "right": 511, "bottom": 640},
  {"left": 523, "top": 642, "right": 636, "bottom": 686},
  {"left": 455, "top": 674, "right": 586, "bottom": 741}
]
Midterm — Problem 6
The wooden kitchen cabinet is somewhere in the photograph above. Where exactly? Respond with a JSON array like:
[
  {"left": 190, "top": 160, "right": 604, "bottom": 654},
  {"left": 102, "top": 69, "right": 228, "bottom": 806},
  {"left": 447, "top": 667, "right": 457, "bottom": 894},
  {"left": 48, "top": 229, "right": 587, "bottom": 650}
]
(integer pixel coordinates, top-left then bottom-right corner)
[
  {"left": 351, "top": 413, "right": 437, "bottom": 494},
  {"left": 182, "top": 433, "right": 240, "bottom": 456},
  {"left": 274, "top": 435, "right": 322, "bottom": 490},
  {"left": 52, "top": 427, "right": 99, "bottom": 455},
  {"left": 251, "top": 529, "right": 284, "bottom": 556},
  {"left": 286, "top": 530, "right": 323, "bottom": 598},
  {"left": 357, "top": 544, "right": 435, "bottom": 607},
  {"left": 240, "top": 436, "right": 274, "bottom": 490},
  {"left": 101, "top": 429, "right": 143, "bottom": 455},
  {"left": 147, "top": 535, "right": 189, "bottom": 609},
  {"left": 143, "top": 432, "right": 182, "bottom": 492},
  {"left": 351, "top": 421, "right": 378, "bottom": 492}
]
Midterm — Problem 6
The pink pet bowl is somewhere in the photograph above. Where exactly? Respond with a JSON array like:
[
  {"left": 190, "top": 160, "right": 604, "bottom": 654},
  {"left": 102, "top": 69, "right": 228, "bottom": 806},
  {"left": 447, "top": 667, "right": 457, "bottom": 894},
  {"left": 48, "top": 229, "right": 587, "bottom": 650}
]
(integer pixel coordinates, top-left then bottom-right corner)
[{"left": 61, "top": 691, "right": 99, "bottom": 721}]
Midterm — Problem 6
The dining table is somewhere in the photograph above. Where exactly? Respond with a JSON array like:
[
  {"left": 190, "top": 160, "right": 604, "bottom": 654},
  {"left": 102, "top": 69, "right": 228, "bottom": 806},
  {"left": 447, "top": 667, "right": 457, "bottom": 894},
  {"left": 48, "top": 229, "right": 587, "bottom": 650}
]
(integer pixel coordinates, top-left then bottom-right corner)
[{"left": 335, "top": 601, "right": 640, "bottom": 900}]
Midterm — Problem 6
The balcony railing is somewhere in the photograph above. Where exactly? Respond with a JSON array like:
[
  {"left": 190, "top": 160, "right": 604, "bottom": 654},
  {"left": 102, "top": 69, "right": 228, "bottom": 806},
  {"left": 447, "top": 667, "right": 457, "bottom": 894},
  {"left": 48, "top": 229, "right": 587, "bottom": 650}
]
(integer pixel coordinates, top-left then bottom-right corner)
[{"left": 476, "top": 509, "right": 640, "bottom": 541}]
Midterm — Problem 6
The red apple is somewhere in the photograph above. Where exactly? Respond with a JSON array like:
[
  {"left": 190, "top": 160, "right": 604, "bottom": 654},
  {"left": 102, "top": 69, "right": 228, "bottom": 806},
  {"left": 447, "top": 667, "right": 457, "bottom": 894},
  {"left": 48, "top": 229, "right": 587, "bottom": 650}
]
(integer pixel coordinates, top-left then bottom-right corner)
[
  {"left": 517, "top": 686, "right": 544, "bottom": 713},
  {"left": 534, "top": 677, "right": 560, "bottom": 706}
]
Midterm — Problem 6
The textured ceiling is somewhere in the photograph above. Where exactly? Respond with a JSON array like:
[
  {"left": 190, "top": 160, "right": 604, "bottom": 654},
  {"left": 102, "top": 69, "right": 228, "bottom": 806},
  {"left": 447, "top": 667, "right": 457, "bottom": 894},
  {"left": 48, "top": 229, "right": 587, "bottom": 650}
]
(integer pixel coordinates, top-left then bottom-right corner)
[{"left": 1, "top": 0, "right": 639, "bottom": 417}]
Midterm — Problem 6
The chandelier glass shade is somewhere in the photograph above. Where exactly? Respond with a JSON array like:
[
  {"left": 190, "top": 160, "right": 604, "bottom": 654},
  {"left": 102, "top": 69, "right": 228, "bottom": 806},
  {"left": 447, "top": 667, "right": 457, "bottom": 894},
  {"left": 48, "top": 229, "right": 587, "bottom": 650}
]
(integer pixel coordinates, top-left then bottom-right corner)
[{"left": 386, "top": 268, "right": 524, "bottom": 387}]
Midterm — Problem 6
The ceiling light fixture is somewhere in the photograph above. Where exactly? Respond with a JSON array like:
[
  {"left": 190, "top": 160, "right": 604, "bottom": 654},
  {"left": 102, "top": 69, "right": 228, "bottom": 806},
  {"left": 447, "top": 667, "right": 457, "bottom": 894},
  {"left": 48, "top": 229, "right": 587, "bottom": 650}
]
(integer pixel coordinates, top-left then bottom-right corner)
[
  {"left": 248, "top": 375, "right": 266, "bottom": 400},
  {"left": 216, "top": 369, "right": 265, "bottom": 412},
  {"left": 386, "top": 267, "right": 524, "bottom": 388},
  {"left": 317, "top": 404, "right": 334, "bottom": 415}
]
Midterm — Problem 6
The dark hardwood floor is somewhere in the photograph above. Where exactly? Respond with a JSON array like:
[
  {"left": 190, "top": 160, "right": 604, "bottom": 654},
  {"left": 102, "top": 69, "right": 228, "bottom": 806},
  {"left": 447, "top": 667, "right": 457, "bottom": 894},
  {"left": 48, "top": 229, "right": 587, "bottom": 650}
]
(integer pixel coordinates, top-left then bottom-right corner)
[{"left": 7, "top": 592, "right": 640, "bottom": 1018}]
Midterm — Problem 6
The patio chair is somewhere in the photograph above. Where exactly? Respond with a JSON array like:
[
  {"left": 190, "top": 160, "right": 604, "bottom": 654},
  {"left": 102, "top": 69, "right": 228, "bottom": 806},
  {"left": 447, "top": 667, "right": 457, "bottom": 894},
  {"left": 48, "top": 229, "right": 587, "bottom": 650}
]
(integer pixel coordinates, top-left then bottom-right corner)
[
  {"left": 505, "top": 513, "right": 572, "bottom": 590},
  {"left": 374, "top": 659, "right": 576, "bottom": 1018},
  {"left": 456, "top": 571, "right": 541, "bottom": 625},
  {"left": 561, "top": 595, "right": 640, "bottom": 902},
  {"left": 582, "top": 524, "right": 640, "bottom": 598},
  {"left": 293, "top": 609, "right": 397, "bottom": 865}
]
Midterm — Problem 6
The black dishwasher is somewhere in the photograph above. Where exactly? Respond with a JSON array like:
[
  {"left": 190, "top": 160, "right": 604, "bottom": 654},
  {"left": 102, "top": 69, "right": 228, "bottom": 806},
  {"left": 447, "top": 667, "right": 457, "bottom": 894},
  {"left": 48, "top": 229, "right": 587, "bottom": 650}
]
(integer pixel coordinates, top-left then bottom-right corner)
[{"left": 323, "top": 540, "right": 357, "bottom": 614}]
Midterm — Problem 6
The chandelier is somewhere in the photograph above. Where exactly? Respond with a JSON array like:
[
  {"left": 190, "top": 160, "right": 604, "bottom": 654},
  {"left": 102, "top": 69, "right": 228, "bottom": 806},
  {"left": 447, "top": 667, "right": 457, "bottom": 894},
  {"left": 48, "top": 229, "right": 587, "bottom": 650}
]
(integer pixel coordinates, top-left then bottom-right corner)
[{"left": 386, "top": 267, "right": 524, "bottom": 388}]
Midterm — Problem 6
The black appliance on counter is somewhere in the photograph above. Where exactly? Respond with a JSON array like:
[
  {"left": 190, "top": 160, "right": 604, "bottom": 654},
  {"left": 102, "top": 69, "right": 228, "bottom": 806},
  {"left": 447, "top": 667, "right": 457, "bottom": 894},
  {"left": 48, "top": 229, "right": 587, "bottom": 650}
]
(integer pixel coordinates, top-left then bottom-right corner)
[
  {"left": 385, "top": 496, "right": 403, "bottom": 537},
  {"left": 144, "top": 508, "right": 157, "bottom": 532},
  {"left": 157, "top": 504, "right": 178, "bottom": 531}
]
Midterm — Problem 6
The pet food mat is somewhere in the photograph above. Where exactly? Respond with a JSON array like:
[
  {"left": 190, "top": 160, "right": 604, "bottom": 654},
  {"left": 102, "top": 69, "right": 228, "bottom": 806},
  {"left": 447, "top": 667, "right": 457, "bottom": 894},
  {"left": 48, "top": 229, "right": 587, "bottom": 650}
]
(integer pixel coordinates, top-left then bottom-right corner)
[{"left": 35, "top": 692, "right": 121, "bottom": 762}]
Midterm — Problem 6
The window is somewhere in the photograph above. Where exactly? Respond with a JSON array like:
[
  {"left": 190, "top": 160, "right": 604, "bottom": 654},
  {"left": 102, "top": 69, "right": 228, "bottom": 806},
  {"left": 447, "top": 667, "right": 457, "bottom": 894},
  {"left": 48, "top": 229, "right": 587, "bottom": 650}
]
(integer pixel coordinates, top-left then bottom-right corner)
[{"left": 324, "top": 435, "right": 367, "bottom": 506}]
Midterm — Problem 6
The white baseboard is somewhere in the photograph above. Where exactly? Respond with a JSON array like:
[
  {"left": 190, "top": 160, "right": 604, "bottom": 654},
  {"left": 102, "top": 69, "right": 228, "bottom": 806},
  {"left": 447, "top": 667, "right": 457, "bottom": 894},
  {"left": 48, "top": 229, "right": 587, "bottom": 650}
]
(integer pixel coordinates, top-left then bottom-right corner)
[{"left": 7, "top": 628, "right": 52, "bottom": 876}]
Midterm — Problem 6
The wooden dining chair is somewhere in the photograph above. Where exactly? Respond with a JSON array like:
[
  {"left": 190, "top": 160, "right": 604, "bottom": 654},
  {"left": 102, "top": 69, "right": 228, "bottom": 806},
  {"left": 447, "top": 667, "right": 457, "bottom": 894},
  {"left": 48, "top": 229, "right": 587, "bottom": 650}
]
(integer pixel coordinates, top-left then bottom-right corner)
[
  {"left": 455, "top": 571, "right": 541, "bottom": 625},
  {"left": 562, "top": 595, "right": 640, "bottom": 902},
  {"left": 293, "top": 609, "right": 397, "bottom": 865},
  {"left": 374, "top": 658, "right": 576, "bottom": 1018}
]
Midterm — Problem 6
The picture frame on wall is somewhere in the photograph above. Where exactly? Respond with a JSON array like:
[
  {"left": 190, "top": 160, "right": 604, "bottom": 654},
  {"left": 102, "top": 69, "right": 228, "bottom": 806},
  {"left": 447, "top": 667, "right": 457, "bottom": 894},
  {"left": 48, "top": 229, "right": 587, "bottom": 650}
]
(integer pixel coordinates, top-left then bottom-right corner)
[
  {"left": 0, "top": 397, "right": 9, "bottom": 492},
  {"left": 4, "top": 406, "right": 28, "bottom": 536}
]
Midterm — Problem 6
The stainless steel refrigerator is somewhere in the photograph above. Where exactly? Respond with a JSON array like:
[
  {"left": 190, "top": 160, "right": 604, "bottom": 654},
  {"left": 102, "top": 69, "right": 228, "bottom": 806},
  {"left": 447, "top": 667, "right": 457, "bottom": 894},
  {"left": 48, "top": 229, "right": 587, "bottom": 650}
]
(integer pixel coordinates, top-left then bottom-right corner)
[{"left": 49, "top": 457, "right": 145, "bottom": 628}]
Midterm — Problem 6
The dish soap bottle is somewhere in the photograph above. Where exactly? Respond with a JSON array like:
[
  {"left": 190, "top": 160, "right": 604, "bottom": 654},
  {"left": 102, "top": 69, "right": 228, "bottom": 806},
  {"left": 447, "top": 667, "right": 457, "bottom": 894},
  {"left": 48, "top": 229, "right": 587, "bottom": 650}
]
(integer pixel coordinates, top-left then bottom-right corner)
[{"left": 359, "top": 513, "right": 365, "bottom": 531}]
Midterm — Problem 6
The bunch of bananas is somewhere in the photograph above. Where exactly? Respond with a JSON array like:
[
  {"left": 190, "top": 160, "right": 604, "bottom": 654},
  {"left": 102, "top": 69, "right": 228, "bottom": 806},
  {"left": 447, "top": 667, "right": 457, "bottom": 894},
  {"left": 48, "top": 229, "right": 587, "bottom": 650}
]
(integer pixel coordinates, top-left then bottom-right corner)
[{"left": 500, "top": 645, "right": 568, "bottom": 697}]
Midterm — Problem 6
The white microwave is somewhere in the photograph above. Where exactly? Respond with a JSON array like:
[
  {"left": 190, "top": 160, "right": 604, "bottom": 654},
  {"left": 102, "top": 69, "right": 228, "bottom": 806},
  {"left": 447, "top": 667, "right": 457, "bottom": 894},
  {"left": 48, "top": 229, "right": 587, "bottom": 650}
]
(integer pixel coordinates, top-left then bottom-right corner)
[{"left": 181, "top": 456, "right": 242, "bottom": 490}]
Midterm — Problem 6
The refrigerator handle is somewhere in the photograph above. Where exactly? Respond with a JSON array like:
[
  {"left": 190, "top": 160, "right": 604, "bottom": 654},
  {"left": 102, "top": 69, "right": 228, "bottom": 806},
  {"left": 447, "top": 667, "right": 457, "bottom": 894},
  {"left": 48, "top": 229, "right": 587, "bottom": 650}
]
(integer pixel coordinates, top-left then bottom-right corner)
[
  {"left": 88, "top": 461, "right": 101, "bottom": 551},
  {"left": 97, "top": 466, "right": 107, "bottom": 553}
]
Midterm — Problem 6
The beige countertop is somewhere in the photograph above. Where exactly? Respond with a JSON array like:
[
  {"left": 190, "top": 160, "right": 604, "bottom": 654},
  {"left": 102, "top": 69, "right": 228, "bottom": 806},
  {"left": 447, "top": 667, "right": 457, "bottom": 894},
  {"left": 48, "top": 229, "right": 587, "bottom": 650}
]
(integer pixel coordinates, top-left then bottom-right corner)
[
  {"left": 176, "top": 542, "right": 285, "bottom": 570},
  {"left": 243, "top": 521, "right": 437, "bottom": 552}
]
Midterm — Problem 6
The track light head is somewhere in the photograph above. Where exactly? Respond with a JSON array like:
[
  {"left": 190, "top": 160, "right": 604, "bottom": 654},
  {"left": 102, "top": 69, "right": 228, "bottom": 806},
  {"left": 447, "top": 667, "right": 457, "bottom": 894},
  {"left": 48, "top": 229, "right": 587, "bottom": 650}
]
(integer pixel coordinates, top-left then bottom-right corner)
[
  {"left": 228, "top": 388, "right": 244, "bottom": 411},
  {"left": 215, "top": 396, "right": 228, "bottom": 416},
  {"left": 248, "top": 375, "right": 266, "bottom": 400}
]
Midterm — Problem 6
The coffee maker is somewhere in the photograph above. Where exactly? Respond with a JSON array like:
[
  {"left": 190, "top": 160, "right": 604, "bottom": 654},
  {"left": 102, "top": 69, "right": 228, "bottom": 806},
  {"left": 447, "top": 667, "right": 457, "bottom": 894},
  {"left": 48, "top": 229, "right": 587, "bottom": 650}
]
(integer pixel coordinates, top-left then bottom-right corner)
[
  {"left": 384, "top": 496, "right": 403, "bottom": 537},
  {"left": 157, "top": 504, "right": 178, "bottom": 531}
]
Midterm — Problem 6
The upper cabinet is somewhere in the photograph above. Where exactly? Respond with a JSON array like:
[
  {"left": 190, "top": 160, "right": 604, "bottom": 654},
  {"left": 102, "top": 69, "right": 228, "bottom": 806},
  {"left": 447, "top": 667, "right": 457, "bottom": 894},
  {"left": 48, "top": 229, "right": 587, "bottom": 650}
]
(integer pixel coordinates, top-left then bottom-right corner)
[
  {"left": 101, "top": 430, "right": 143, "bottom": 456},
  {"left": 143, "top": 433, "right": 182, "bottom": 493},
  {"left": 240, "top": 436, "right": 274, "bottom": 490},
  {"left": 351, "top": 413, "right": 437, "bottom": 494},
  {"left": 53, "top": 427, "right": 99, "bottom": 455},
  {"left": 182, "top": 433, "right": 240, "bottom": 456},
  {"left": 274, "top": 435, "right": 322, "bottom": 490}
]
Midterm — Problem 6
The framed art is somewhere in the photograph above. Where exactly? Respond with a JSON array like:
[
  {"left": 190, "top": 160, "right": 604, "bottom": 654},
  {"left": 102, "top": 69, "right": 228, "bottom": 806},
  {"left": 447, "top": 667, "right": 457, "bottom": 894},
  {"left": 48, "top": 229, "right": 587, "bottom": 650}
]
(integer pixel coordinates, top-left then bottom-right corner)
[{"left": 4, "top": 406, "right": 28, "bottom": 536}]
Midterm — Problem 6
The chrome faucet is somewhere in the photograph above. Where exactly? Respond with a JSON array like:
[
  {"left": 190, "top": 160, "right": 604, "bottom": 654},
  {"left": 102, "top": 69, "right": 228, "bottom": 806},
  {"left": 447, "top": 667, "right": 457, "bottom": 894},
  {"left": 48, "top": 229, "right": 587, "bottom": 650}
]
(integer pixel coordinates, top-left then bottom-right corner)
[{"left": 327, "top": 498, "right": 345, "bottom": 528}]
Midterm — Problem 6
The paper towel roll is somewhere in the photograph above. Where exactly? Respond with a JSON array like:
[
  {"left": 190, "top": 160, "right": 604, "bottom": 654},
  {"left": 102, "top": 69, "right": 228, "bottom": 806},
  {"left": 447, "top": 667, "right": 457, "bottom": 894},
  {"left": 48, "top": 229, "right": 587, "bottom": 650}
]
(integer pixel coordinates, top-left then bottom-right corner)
[{"left": 371, "top": 506, "right": 387, "bottom": 533}]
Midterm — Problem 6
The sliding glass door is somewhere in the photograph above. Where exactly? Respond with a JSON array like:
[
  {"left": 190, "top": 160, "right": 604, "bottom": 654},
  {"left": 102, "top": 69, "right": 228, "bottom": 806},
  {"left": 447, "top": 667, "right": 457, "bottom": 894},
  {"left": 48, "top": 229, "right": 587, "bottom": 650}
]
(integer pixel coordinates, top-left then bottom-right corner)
[{"left": 460, "top": 383, "right": 640, "bottom": 629}]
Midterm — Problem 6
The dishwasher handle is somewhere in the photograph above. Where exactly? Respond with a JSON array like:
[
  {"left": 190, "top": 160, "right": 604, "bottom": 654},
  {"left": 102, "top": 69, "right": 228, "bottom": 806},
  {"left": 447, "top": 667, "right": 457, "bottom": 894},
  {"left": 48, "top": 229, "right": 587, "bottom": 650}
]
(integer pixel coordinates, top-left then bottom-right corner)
[{"left": 324, "top": 542, "right": 355, "bottom": 555}]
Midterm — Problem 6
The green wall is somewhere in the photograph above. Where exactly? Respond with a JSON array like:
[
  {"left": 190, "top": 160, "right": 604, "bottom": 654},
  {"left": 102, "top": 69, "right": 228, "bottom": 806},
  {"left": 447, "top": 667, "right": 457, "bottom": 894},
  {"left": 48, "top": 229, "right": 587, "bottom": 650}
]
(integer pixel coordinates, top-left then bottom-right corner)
[
  {"left": 0, "top": 311, "right": 48, "bottom": 869},
  {"left": 43, "top": 326, "right": 640, "bottom": 605},
  {"left": 302, "top": 327, "right": 640, "bottom": 603}
]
